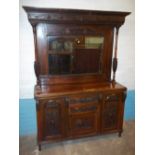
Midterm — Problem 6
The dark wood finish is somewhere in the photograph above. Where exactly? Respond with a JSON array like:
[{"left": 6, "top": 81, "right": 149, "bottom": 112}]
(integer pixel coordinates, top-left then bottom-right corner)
[
  {"left": 43, "top": 99, "right": 65, "bottom": 140},
  {"left": 23, "top": 6, "right": 130, "bottom": 150},
  {"left": 112, "top": 27, "right": 119, "bottom": 83}
]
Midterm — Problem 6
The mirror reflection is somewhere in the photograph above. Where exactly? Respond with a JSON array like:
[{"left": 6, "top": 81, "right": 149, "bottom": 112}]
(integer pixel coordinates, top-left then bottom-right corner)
[{"left": 48, "top": 36, "right": 104, "bottom": 75}]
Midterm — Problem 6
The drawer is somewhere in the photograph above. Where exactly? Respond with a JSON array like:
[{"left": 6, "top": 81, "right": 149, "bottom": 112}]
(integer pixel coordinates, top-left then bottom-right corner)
[
  {"left": 69, "top": 102, "right": 98, "bottom": 114},
  {"left": 67, "top": 94, "right": 100, "bottom": 137},
  {"left": 104, "top": 93, "right": 120, "bottom": 102},
  {"left": 68, "top": 94, "right": 101, "bottom": 103},
  {"left": 68, "top": 94, "right": 100, "bottom": 115}
]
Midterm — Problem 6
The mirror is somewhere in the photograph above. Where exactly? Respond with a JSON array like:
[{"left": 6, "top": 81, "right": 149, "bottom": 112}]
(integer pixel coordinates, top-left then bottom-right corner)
[{"left": 47, "top": 36, "right": 104, "bottom": 75}]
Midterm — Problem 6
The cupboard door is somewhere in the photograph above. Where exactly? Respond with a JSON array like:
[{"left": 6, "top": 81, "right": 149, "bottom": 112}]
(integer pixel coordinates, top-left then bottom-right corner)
[
  {"left": 102, "top": 93, "right": 121, "bottom": 132},
  {"left": 69, "top": 113, "right": 98, "bottom": 138},
  {"left": 43, "top": 99, "right": 65, "bottom": 140}
]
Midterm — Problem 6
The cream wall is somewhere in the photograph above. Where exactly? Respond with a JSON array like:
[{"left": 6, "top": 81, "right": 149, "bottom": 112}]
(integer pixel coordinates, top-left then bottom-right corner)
[{"left": 19, "top": 0, "right": 135, "bottom": 98}]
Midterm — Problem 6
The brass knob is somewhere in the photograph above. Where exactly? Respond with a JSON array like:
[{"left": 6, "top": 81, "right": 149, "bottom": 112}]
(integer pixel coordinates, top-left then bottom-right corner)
[
  {"left": 106, "top": 96, "right": 110, "bottom": 100},
  {"left": 75, "top": 39, "right": 80, "bottom": 44}
]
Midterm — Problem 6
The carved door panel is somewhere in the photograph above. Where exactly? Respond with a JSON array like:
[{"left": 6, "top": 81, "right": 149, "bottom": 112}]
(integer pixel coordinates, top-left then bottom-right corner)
[
  {"left": 102, "top": 93, "right": 121, "bottom": 132},
  {"left": 43, "top": 99, "right": 65, "bottom": 140}
]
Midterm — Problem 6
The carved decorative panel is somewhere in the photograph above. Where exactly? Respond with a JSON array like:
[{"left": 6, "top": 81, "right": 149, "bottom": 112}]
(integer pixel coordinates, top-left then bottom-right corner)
[
  {"left": 24, "top": 7, "right": 130, "bottom": 26},
  {"left": 103, "top": 101, "right": 119, "bottom": 129},
  {"left": 44, "top": 100, "right": 63, "bottom": 138},
  {"left": 74, "top": 118, "right": 93, "bottom": 129},
  {"left": 46, "top": 26, "right": 104, "bottom": 36},
  {"left": 69, "top": 114, "right": 97, "bottom": 137}
]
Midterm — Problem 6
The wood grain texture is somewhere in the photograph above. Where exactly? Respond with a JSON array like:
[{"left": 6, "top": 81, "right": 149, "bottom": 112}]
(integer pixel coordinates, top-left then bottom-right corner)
[{"left": 23, "top": 7, "right": 130, "bottom": 150}]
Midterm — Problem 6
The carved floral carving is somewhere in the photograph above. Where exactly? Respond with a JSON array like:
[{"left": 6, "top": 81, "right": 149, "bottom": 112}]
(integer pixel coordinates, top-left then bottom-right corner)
[
  {"left": 75, "top": 118, "right": 92, "bottom": 129},
  {"left": 45, "top": 100, "right": 61, "bottom": 136},
  {"left": 104, "top": 101, "right": 118, "bottom": 128}
]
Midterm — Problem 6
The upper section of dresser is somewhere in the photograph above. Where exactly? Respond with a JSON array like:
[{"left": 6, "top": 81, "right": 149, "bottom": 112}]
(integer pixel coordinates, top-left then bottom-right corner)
[{"left": 23, "top": 6, "right": 131, "bottom": 86}]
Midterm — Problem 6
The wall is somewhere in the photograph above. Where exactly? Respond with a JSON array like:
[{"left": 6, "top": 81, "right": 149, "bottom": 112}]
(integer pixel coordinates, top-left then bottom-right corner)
[{"left": 19, "top": 0, "right": 135, "bottom": 135}]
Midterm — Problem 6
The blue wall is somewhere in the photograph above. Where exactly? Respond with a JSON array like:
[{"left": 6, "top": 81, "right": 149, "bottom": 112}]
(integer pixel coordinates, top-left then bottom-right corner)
[{"left": 19, "top": 90, "right": 135, "bottom": 136}]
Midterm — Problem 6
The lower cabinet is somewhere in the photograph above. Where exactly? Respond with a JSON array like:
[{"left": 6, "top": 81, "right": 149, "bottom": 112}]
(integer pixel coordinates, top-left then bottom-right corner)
[{"left": 36, "top": 91, "right": 126, "bottom": 150}]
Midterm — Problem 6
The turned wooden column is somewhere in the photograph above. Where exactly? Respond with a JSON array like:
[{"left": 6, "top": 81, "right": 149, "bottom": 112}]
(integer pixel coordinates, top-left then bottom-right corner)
[
  {"left": 112, "top": 26, "right": 120, "bottom": 84},
  {"left": 32, "top": 24, "right": 40, "bottom": 85}
]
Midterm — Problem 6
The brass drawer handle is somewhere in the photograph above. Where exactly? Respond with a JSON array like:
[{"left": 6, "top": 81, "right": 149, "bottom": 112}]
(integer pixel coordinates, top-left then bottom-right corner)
[{"left": 106, "top": 96, "right": 110, "bottom": 100}]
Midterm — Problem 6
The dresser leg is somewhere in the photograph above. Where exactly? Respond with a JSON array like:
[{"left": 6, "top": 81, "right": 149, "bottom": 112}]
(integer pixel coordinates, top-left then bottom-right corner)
[
  {"left": 118, "top": 131, "right": 122, "bottom": 137},
  {"left": 38, "top": 144, "right": 41, "bottom": 151}
]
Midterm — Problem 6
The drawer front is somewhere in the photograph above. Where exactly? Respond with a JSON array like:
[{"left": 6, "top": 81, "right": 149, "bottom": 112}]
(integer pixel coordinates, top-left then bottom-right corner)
[
  {"left": 105, "top": 93, "right": 119, "bottom": 102},
  {"left": 69, "top": 102, "right": 98, "bottom": 114},
  {"left": 68, "top": 94, "right": 101, "bottom": 114}
]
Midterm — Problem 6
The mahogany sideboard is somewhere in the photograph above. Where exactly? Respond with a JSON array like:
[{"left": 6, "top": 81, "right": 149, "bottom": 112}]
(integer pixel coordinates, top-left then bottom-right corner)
[{"left": 23, "top": 6, "right": 130, "bottom": 150}]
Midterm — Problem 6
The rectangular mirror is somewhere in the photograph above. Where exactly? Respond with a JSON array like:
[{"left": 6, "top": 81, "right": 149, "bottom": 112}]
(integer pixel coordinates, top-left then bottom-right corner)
[{"left": 47, "top": 36, "right": 104, "bottom": 75}]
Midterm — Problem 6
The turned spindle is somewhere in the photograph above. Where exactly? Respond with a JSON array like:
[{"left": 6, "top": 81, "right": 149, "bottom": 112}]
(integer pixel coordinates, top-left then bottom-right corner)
[
  {"left": 112, "top": 26, "right": 120, "bottom": 84},
  {"left": 32, "top": 25, "right": 40, "bottom": 84}
]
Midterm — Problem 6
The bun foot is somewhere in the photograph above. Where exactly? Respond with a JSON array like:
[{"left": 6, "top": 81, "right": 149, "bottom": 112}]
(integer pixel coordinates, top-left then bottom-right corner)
[
  {"left": 118, "top": 131, "right": 122, "bottom": 137},
  {"left": 38, "top": 144, "right": 41, "bottom": 151}
]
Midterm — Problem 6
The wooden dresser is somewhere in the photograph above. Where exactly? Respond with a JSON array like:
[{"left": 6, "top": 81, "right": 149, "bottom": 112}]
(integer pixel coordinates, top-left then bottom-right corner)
[{"left": 23, "top": 6, "right": 130, "bottom": 150}]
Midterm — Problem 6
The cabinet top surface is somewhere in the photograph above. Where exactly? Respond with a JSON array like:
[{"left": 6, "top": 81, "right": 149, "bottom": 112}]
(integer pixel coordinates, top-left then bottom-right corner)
[
  {"left": 23, "top": 6, "right": 130, "bottom": 16},
  {"left": 35, "top": 82, "right": 126, "bottom": 99}
]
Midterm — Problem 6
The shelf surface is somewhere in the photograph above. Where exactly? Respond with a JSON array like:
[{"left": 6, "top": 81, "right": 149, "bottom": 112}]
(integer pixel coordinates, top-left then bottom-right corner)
[{"left": 35, "top": 82, "right": 127, "bottom": 99}]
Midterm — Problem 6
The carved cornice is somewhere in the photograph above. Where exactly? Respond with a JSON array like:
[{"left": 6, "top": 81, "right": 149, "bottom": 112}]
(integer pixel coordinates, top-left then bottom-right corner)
[
  {"left": 47, "top": 27, "right": 104, "bottom": 36},
  {"left": 23, "top": 6, "right": 130, "bottom": 26}
]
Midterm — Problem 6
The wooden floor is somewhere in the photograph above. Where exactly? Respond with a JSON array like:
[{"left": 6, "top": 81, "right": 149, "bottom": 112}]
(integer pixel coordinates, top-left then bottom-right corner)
[{"left": 19, "top": 121, "right": 135, "bottom": 155}]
